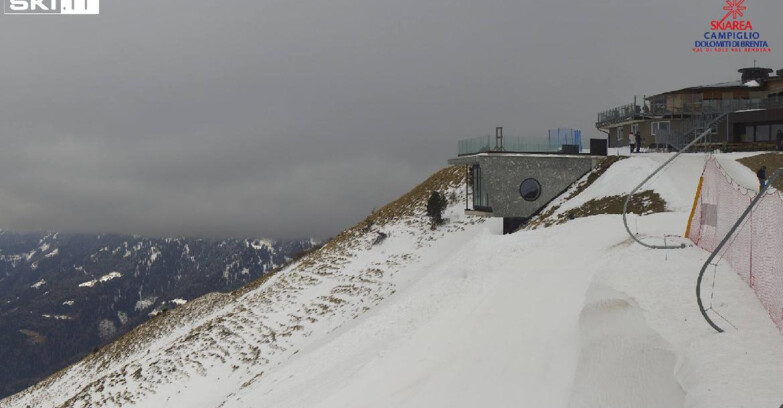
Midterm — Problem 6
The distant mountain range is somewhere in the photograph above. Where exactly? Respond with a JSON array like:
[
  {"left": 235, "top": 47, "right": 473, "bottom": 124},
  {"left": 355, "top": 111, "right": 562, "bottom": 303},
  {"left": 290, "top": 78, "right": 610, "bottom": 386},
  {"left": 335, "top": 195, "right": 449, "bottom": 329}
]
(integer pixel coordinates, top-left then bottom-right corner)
[{"left": 0, "top": 230, "right": 315, "bottom": 399}]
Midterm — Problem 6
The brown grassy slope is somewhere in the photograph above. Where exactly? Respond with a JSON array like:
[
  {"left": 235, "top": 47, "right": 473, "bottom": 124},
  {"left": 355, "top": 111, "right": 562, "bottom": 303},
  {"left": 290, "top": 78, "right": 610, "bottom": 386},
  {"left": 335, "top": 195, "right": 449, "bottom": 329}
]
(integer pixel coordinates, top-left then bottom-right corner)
[
  {"left": 526, "top": 155, "right": 627, "bottom": 230},
  {"left": 737, "top": 152, "right": 783, "bottom": 190},
  {"left": 566, "top": 190, "right": 666, "bottom": 218},
  {"left": 531, "top": 190, "right": 667, "bottom": 229},
  {"left": 292, "top": 165, "right": 465, "bottom": 270},
  {"left": 8, "top": 166, "right": 466, "bottom": 401}
]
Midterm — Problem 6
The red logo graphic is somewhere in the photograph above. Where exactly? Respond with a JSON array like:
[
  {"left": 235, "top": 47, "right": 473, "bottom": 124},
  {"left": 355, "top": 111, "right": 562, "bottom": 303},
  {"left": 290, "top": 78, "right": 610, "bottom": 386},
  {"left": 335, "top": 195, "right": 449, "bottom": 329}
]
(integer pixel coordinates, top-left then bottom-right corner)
[
  {"left": 711, "top": 0, "right": 752, "bottom": 31},
  {"left": 720, "top": 0, "right": 747, "bottom": 23}
]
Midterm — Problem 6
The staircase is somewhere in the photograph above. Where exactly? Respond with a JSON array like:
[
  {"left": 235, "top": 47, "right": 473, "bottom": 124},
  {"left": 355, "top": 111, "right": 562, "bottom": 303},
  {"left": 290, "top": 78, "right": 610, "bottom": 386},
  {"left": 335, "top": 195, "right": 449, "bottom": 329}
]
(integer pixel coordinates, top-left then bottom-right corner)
[{"left": 656, "top": 113, "right": 729, "bottom": 152}]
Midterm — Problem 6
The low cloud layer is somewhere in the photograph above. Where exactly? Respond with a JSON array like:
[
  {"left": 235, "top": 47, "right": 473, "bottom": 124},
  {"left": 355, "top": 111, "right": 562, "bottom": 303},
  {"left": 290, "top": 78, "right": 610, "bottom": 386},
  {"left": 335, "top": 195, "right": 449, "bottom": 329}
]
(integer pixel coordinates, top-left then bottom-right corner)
[{"left": 0, "top": 0, "right": 780, "bottom": 239}]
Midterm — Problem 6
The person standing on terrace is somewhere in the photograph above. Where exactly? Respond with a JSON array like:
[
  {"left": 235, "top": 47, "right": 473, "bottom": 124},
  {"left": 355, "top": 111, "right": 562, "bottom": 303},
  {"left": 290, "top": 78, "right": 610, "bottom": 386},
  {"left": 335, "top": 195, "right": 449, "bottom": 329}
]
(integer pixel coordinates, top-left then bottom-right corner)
[
  {"left": 635, "top": 131, "right": 641, "bottom": 153},
  {"left": 757, "top": 166, "right": 767, "bottom": 190}
]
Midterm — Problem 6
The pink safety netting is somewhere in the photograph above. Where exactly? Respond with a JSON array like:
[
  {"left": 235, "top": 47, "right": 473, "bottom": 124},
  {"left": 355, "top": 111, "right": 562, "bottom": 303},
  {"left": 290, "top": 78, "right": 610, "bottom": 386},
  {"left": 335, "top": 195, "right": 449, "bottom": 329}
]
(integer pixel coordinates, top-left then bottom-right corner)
[{"left": 689, "top": 156, "right": 783, "bottom": 332}]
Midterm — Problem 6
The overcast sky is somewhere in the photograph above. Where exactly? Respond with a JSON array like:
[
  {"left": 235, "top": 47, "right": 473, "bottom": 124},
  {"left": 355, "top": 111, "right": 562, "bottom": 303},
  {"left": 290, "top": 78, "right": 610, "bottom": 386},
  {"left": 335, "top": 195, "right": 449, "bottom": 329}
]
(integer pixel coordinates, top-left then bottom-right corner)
[{"left": 0, "top": 0, "right": 780, "bottom": 240}]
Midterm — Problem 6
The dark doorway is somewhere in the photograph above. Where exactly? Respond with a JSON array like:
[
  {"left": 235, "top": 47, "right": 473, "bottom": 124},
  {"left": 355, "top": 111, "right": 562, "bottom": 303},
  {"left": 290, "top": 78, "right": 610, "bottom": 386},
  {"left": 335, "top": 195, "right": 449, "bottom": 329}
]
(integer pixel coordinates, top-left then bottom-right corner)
[{"left": 503, "top": 217, "right": 526, "bottom": 235}]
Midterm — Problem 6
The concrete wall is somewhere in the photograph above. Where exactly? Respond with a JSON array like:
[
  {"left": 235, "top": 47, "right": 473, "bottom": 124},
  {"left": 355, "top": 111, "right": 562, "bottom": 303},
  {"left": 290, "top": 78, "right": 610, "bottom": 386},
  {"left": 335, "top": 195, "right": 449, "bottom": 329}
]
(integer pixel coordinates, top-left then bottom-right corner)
[{"left": 474, "top": 155, "right": 599, "bottom": 218}]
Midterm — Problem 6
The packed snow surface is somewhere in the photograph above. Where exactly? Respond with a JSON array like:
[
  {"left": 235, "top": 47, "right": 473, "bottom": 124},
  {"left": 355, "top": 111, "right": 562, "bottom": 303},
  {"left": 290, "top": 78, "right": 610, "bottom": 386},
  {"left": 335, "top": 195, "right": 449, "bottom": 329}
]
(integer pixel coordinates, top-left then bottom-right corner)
[{"left": 3, "top": 153, "right": 782, "bottom": 408}]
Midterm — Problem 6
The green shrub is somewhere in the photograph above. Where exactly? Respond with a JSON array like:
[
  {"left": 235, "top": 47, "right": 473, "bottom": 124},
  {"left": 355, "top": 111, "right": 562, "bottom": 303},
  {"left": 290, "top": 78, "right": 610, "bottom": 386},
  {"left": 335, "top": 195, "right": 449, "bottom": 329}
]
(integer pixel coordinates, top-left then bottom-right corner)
[{"left": 426, "top": 191, "right": 447, "bottom": 226}]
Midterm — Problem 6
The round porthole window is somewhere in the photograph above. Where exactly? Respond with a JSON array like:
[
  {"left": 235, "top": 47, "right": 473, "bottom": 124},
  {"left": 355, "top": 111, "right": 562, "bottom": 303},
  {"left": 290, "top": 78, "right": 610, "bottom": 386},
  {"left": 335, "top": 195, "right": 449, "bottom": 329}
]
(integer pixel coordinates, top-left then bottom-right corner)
[{"left": 519, "top": 178, "right": 541, "bottom": 201}]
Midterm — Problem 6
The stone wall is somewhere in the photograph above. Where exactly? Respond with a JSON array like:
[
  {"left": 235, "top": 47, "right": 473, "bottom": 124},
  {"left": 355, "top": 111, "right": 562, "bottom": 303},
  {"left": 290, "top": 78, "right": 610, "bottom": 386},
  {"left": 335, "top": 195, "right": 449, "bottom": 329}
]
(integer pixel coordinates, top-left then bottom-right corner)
[{"left": 477, "top": 155, "right": 597, "bottom": 218}]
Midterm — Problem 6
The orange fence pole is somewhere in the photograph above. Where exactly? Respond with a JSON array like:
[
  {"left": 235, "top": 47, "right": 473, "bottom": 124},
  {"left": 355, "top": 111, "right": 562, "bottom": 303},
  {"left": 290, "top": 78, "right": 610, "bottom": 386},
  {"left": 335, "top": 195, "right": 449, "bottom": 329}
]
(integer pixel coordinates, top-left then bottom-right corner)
[{"left": 684, "top": 176, "right": 704, "bottom": 239}]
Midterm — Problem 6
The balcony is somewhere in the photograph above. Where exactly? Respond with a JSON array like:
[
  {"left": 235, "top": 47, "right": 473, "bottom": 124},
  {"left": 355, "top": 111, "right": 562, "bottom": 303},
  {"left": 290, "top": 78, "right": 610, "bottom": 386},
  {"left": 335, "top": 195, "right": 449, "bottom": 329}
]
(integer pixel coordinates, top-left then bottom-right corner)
[
  {"left": 458, "top": 129, "right": 583, "bottom": 156},
  {"left": 596, "top": 103, "right": 642, "bottom": 128},
  {"left": 597, "top": 95, "right": 783, "bottom": 129}
]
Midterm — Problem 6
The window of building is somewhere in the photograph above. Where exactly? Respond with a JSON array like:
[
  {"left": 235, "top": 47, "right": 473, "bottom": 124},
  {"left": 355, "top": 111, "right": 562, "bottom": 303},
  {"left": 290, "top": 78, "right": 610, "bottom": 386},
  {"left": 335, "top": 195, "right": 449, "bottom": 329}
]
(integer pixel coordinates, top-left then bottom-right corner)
[
  {"left": 703, "top": 99, "right": 720, "bottom": 111},
  {"left": 519, "top": 178, "right": 541, "bottom": 202},
  {"left": 756, "top": 125, "right": 771, "bottom": 141},
  {"left": 472, "top": 165, "right": 490, "bottom": 210},
  {"left": 616, "top": 127, "right": 624, "bottom": 142},
  {"left": 772, "top": 125, "right": 783, "bottom": 142},
  {"left": 743, "top": 125, "right": 755, "bottom": 142},
  {"left": 651, "top": 121, "right": 670, "bottom": 136}
]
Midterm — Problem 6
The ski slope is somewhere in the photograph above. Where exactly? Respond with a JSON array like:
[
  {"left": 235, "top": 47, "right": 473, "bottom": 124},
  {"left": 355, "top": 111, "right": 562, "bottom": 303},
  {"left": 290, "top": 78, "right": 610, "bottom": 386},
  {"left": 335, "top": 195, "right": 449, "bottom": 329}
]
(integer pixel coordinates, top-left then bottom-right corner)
[{"left": 2, "top": 154, "right": 782, "bottom": 408}]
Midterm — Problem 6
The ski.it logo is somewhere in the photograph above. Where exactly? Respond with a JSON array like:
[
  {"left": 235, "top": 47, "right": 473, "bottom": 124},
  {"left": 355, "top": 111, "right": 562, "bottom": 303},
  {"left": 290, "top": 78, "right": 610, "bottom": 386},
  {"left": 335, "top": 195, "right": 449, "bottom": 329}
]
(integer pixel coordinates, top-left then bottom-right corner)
[
  {"left": 4, "top": 0, "right": 99, "bottom": 15},
  {"left": 693, "top": 0, "right": 770, "bottom": 54}
]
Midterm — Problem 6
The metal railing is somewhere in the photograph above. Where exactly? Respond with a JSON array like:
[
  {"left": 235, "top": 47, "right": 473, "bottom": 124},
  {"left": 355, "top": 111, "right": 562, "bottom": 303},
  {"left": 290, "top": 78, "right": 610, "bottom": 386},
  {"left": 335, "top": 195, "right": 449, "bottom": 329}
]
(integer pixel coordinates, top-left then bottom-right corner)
[
  {"left": 674, "top": 114, "right": 728, "bottom": 150},
  {"left": 654, "top": 113, "right": 729, "bottom": 151},
  {"left": 597, "top": 103, "right": 639, "bottom": 125},
  {"left": 458, "top": 136, "right": 564, "bottom": 156},
  {"left": 597, "top": 96, "right": 783, "bottom": 129},
  {"left": 653, "top": 128, "right": 679, "bottom": 150}
]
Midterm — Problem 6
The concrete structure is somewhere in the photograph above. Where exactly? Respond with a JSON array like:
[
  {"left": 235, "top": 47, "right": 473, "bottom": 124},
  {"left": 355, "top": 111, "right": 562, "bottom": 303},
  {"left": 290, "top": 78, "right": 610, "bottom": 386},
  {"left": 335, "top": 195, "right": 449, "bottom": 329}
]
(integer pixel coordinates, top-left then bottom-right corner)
[{"left": 448, "top": 153, "right": 605, "bottom": 233}]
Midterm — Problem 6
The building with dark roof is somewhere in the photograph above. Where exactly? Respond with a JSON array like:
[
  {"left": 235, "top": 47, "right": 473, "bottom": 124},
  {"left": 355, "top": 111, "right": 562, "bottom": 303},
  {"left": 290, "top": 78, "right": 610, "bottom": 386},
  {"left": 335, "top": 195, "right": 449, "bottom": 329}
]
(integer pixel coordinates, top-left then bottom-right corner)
[{"left": 596, "top": 67, "right": 783, "bottom": 150}]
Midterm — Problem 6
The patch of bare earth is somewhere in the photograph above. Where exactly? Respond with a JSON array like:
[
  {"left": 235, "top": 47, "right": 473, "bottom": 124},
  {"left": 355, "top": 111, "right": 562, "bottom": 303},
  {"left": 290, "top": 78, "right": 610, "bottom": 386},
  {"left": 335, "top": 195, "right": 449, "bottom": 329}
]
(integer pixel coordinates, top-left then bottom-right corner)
[
  {"left": 568, "top": 190, "right": 666, "bottom": 218},
  {"left": 535, "top": 190, "right": 667, "bottom": 228},
  {"left": 527, "top": 155, "right": 626, "bottom": 230},
  {"left": 736, "top": 152, "right": 783, "bottom": 190}
]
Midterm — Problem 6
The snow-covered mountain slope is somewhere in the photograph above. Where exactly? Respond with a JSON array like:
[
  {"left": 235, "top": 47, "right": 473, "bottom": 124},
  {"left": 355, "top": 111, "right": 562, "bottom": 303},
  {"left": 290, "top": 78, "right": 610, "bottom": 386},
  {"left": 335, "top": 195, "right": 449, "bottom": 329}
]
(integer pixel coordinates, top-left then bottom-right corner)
[{"left": 3, "top": 155, "right": 782, "bottom": 408}]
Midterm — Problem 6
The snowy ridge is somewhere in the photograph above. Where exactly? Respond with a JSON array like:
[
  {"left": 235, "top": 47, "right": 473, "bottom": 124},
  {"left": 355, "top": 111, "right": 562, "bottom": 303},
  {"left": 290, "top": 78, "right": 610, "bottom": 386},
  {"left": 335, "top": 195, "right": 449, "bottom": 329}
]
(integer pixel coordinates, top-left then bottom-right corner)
[
  {"left": 2, "top": 167, "right": 474, "bottom": 408},
  {"left": 3, "top": 157, "right": 783, "bottom": 408},
  {"left": 78, "top": 272, "right": 123, "bottom": 288}
]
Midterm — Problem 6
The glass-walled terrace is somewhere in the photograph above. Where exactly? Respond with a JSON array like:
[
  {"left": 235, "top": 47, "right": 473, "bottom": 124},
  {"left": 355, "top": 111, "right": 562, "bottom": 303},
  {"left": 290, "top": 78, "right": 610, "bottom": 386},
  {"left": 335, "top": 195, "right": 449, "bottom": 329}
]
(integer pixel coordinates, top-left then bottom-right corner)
[
  {"left": 458, "top": 131, "right": 583, "bottom": 156},
  {"left": 458, "top": 136, "right": 559, "bottom": 156}
]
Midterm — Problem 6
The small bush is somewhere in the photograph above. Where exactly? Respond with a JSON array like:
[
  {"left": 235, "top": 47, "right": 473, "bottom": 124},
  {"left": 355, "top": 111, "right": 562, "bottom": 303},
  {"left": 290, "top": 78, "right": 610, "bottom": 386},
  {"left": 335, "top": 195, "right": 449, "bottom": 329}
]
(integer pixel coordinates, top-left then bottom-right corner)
[
  {"left": 426, "top": 191, "right": 448, "bottom": 226},
  {"left": 371, "top": 232, "right": 388, "bottom": 246}
]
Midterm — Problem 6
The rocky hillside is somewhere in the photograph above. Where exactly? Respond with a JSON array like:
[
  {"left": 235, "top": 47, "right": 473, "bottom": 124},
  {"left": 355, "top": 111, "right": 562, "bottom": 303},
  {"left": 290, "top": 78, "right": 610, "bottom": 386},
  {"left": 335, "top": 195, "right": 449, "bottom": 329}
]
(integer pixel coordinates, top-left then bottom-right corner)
[{"left": 0, "top": 232, "right": 314, "bottom": 399}]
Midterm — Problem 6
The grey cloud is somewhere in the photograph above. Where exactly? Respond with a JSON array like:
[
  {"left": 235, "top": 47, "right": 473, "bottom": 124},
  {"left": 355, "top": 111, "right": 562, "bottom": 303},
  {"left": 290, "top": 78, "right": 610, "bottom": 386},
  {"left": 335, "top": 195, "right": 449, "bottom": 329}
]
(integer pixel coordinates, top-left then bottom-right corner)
[{"left": 0, "top": 0, "right": 781, "bottom": 239}]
